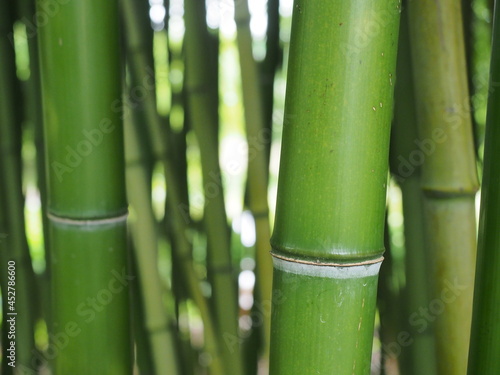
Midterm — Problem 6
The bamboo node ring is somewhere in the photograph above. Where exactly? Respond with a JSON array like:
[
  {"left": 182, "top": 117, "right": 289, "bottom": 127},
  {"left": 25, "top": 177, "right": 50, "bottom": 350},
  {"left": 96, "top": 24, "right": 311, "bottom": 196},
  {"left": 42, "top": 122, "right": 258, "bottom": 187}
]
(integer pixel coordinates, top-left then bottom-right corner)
[{"left": 47, "top": 211, "right": 129, "bottom": 226}]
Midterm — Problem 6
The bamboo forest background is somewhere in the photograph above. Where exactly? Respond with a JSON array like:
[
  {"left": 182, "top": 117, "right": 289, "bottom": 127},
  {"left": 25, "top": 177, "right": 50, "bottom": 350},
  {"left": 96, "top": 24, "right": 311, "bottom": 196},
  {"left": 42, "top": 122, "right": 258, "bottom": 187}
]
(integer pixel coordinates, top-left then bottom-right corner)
[{"left": 0, "top": 0, "right": 498, "bottom": 374}]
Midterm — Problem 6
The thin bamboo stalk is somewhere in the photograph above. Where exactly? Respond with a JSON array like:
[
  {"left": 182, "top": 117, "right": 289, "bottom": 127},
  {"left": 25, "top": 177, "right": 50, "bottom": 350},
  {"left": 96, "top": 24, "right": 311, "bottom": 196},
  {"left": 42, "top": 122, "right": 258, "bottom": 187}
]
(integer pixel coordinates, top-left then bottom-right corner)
[
  {"left": 389, "top": 11, "right": 437, "bottom": 375},
  {"left": 234, "top": 0, "right": 273, "bottom": 363},
  {"left": 408, "top": 1, "right": 479, "bottom": 373},
  {"left": 16, "top": 0, "right": 50, "bottom": 280},
  {"left": 260, "top": 0, "right": 280, "bottom": 166},
  {"left": 376, "top": 216, "right": 401, "bottom": 375},
  {"left": 183, "top": 1, "right": 242, "bottom": 374},
  {"left": 37, "top": 0, "right": 132, "bottom": 373},
  {"left": 269, "top": 0, "right": 400, "bottom": 373},
  {"left": 124, "top": 107, "right": 180, "bottom": 375},
  {"left": 129, "top": 245, "right": 155, "bottom": 375},
  {"left": 121, "top": 2, "right": 225, "bottom": 371},
  {"left": 0, "top": 3, "right": 37, "bottom": 370},
  {"left": 467, "top": 2, "right": 500, "bottom": 372}
]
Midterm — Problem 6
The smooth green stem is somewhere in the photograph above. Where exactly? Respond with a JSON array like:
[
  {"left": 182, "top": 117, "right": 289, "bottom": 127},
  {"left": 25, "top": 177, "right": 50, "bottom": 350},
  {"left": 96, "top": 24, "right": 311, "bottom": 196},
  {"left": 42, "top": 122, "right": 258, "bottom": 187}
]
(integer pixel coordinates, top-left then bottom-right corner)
[
  {"left": 124, "top": 111, "right": 180, "bottom": 375},
  {"left": 259, "top": 0, "right": 280, "bottom": 166},
  {"left": 121, "top": 0, "right": 165, "bottom": 163},
  {"left": 467, "top": 2, "right": 500, "bottom": 372},
  {"left": 376, "top": 217, "right": 401, "bottom": 374},
  {"left": 270, "top": 0, "right": 400, "bottom": 373},
  {"left": 37, "top": 1, "right": 131, "bottom": 373},
  {"left": 183, "top": 1, "right": 242, "bottom": 374},
  {"left": 408, "top": 1, "right": 479, "bottom": 373},
  {"left": 234, "top": 0, "right": 273, "bottom": 363},
  {"left": 129, "top": 247, "right": 155, "bottom": 375},
  {"left": 390, "top": 11, "right": 437, "bottom": 375}
]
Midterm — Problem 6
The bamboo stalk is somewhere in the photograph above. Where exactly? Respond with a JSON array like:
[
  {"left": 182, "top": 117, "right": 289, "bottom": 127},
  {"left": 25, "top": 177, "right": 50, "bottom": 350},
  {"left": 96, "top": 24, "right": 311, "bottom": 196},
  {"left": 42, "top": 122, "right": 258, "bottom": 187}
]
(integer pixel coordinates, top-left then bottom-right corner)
[
  {"left": 408, "top": 1, "right": 479, "bottom": 373},
  {"left": 121, "top": 1, "right": 225, "bottom": 371},
  {"left": 0, "top": 3, "right": 38, "bottom": 370},
  {"left": 260, "top": 0, "right": 280, "bottom": 166},
  {"left": 389, "top": 11, "right": 437, "bottom": 375},
  {"left": 183, "top": 1, "right": 242, "bottom": 374},
  {"left": 124, "top": 106, "right": 180, "bottom": 375},
  {"left": 129, "top": 245, "right": 155, "bottom": 375},
  {"left": 269, "top": 1, "right": 400, "bottom": 373},
  {"left": 234, "top": 0, "right": 273, "bottom": 363},
  {"left": 37, "top": 0, "right": 132, "bottom": 373},
  {"left": 376, "top": 216, "right": 401, "bottom": 375},
  {"left": 16, "top": 0, "right": 50, "bottom": 278},
  {"left": 467, "top": 2, "right": 500, "bottom": 372}
]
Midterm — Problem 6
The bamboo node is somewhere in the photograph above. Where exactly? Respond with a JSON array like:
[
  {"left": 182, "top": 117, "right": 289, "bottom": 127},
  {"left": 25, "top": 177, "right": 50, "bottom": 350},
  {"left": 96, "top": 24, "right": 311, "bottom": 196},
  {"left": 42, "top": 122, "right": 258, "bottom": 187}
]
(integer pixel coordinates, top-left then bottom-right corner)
[
  {"left": 270, "top": 252, "right": 383, "bottom": 267},
  {"left": 47, "top": 211, "right": 129, "bottom": 226},
  {"left": 271, "top": 253, "right": 383, "bottom": 279}
]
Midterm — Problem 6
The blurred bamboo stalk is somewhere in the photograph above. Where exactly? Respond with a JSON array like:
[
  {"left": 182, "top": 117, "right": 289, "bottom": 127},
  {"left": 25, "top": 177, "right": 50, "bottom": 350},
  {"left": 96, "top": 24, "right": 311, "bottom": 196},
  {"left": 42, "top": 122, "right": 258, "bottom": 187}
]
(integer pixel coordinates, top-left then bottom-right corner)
[
  {"left": 16, "top": 0, "right": 50, "bottom": 279},
  {"left": 467, "top": 2, "right": 500, "bottom": 372},
  {"left": 124, "top": 100, "right": 180, "bottom": 374},
  {"left": 122, "top": 1, "right": 226, "bottom": 372},
  {"left": 184, "top": 1, "right": 243, "bottom": 374},
  {"left": 376, "top": 216, "right": 401, "bottom": 375},
  {"left": 0, "top": 3, "right": 37, "bottom": 371},
  {"left": 234, "top": 0, "right": 273, "bottom": 364},
  {"left": 408, "top": 0, "right": 479, "bottom": 373},
  {"left": 260, "top": 0, "right": 281, "bottom": 163},
  {"left": 390, "top": 10, "right": 437, "bottom": 375}
]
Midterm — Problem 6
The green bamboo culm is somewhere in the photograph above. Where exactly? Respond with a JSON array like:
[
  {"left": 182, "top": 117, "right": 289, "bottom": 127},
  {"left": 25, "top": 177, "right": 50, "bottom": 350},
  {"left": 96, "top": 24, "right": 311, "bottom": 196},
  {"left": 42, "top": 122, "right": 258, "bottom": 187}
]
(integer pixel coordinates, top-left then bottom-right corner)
[
  {"left": 269, "top": 1, "right": 400, "bottom": 373},
  {"left": 124, "top": 109, "right": 180, "bottom": 375},
  {"left": 467, "top": 2, "right": 500, "bottom": 372},
  {"left": 0, "top": 3, "right": 38, "bottom": 371},
  {"left": 37, "top": 0, "right": 132, "bottom": 373},
  {"left": 183, "top": 1, "right": 243, "bottom": 374},
  {"left": 234, "top": 0, "right": 274, "bottom": 362},
  {"left": 408, "top": 1, "right": 479, "bottom": 373},
  {"left": 389, "top": 10, "right": 437, "bottom": 375}
]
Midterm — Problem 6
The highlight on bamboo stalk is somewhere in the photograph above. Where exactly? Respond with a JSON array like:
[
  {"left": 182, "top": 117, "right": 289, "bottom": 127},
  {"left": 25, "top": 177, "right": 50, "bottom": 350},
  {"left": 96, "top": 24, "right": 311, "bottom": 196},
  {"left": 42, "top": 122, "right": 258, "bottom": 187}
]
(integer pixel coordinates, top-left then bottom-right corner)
[{"left": 0, "top": 0, "right": 498, "bottom": 374}]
